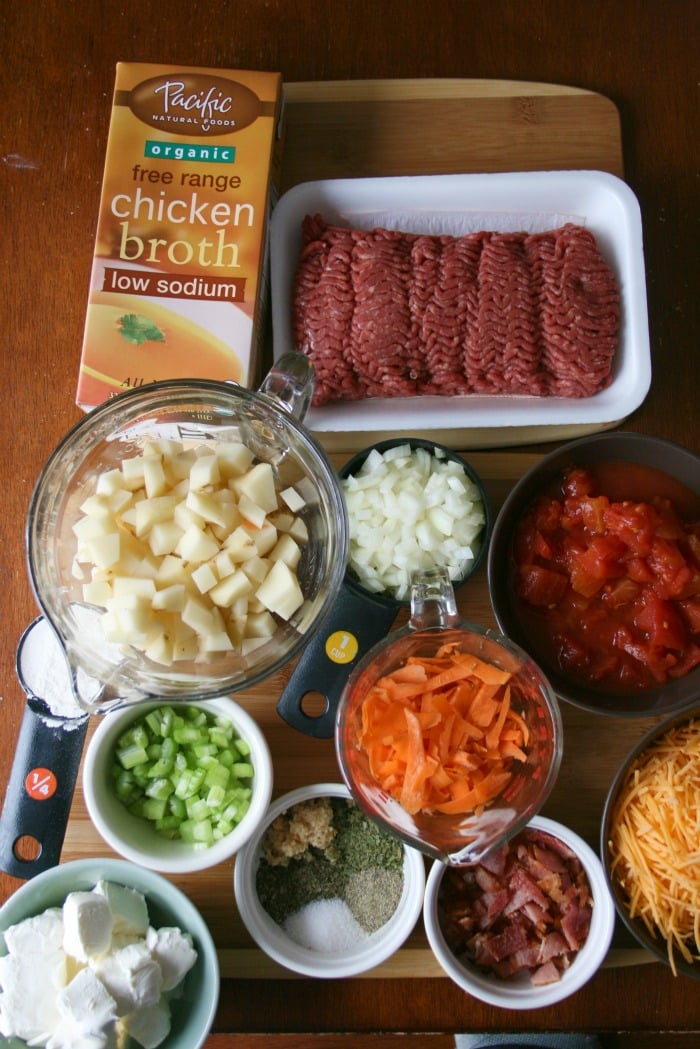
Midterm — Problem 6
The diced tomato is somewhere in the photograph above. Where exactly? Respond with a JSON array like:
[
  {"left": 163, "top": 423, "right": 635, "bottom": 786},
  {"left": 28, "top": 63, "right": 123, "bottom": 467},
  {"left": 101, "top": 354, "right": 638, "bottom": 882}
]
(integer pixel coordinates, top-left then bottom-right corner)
[
  {"left": 678, "top": 597, "right": 700, "bottom": 634},
  {"left": 579, "top": 495, "right": 609, "bottom": 534},
  {"left": 602, "top": 502, "right": 656, "bottom": 555},
  {"left": 633, "top": 591, "right": 687, "bottom": 651},
  {"left": 512, "top": 464, "right": 700, "bottom": 693},
  {"left": 603, "top": 578, "right": 641, "bottom": 608},
  {"left": 627, "top": 557, "right": 655, "bottom": 584},
  {"left": 562, "top": 467, "right": 596, "bottom": 499},
  {"left": 647, "top": 537, "right": 693, "bottom": 599},
  {"left": 580, "top": 535, "right": 626, "bottom": 578},
  {"left": 517, "top": 564, "right": 568, "bottom": 607}
]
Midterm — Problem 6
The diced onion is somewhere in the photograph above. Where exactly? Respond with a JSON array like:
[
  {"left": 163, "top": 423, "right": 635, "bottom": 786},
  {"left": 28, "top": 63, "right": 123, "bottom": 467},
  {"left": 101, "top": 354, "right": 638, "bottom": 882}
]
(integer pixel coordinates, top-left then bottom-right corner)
[{"left": 340, "top": 444, "right": 486, "bottom": 600}]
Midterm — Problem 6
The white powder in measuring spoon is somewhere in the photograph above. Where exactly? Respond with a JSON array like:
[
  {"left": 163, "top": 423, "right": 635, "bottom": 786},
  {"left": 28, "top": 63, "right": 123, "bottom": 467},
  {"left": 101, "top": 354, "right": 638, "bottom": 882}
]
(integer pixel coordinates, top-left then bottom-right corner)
[{"left": 17, "top": 618, "right": 85, "bottom": 721}]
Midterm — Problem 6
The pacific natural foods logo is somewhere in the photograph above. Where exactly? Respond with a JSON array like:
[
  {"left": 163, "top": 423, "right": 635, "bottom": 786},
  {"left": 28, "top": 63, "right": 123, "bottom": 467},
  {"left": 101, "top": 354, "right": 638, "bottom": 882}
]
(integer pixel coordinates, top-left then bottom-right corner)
[{"left": 127, "top": 73, "right": 261, "bottom": 135}]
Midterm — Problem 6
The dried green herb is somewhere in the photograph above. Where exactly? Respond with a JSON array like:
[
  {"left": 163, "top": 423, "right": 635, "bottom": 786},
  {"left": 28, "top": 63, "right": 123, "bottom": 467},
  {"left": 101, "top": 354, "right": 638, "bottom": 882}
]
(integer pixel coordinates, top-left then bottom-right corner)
[{"left": 255, "top": 798, "right": 404, "bottom": 932}]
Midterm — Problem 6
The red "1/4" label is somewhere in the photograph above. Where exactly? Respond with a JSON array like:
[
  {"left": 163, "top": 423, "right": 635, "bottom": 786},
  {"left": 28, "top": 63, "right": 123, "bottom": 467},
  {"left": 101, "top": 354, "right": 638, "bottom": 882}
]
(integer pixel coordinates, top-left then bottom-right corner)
[{"left": 25, "top": 768, "right": 57, "bottom": 800}]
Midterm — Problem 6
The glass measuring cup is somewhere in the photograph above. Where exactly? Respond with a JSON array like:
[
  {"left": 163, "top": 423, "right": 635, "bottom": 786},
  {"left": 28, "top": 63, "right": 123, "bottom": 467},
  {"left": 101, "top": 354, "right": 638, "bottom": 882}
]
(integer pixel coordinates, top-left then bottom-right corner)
[
  {"left": 335, "top": 569, "right": 563, "bottom": 866},
  {"left": 26, "top": 354, "right": 348, "bottom": 712}
]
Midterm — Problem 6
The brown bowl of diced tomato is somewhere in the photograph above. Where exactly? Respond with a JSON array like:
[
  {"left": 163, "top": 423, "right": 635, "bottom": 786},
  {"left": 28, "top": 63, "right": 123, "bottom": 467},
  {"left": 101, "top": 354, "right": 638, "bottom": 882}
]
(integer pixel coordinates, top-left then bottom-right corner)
[{"left": 488, "top": 432, "right": 700, "bottom": 717}]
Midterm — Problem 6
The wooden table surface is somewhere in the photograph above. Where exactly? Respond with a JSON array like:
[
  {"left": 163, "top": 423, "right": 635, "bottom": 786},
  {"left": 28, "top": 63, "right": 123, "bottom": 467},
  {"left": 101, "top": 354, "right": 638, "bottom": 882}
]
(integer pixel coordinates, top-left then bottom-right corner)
[{"left": 1, "top": 1, "right": 698, "bottom": 1045}]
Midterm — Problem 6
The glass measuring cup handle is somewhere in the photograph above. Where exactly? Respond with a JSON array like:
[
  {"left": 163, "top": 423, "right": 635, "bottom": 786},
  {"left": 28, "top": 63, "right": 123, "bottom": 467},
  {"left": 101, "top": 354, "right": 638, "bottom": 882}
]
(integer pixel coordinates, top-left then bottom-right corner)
[
  {"left": 276, "top": 583, "right": 400, "bottom": 739},
  {"left": 258, "top": 351, "right": 315, "bottom": 421},
  {"left": 408, "top": 567, "right": 462, "bottom": 629}
]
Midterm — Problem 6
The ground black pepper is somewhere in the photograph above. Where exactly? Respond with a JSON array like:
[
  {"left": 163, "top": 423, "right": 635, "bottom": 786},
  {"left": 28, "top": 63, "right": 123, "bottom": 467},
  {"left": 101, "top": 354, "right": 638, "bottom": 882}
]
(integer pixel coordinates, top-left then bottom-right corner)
[{"left": 255, "top": 797, "right": 404, "bottom": 933}]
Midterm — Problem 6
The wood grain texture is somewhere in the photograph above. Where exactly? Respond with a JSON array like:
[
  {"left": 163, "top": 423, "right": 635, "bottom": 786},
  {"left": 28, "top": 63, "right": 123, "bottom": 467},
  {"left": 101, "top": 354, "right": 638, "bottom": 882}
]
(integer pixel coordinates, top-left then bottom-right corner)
[{"left": 1, "top": 0, "right": 698, "bottom": 1041}]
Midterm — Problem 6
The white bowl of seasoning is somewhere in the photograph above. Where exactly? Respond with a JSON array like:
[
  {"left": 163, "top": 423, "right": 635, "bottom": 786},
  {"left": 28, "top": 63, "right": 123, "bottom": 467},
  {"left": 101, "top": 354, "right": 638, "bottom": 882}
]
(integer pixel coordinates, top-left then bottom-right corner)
[
  {"left": 423, "top": 815, "right": 615, "bottom": 1009},
  {"left": 233, "top": 782, "right": 426, "bottom": 978}
]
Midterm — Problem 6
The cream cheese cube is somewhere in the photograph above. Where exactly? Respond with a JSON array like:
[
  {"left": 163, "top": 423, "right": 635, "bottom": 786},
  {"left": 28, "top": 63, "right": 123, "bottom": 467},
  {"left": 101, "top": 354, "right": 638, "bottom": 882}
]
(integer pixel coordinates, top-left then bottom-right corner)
[
  {"left": 93, "top": 942, "right": 162, "bottom": 1014},
  {"left": 56, "top": 966, "right": 118, "bottom": 1037},
  {"left": 94, "top": 881, "right": 149, "bottom": 939},
  {"left": 121, "top": 996, "right": 171, "bottom": 1049},
  {"left": 145, "top": 926, "right": 197, "bottom": 992},
  {"left": 63, "top": 891, "right": 114, "bottom": 963}
]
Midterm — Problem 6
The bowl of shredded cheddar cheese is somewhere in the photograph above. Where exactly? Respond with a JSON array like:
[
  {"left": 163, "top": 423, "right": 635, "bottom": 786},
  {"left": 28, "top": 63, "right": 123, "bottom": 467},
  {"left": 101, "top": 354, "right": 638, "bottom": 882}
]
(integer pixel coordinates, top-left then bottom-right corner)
[{"left": 602, "top": 705, "right": 700, "bottom": 979}]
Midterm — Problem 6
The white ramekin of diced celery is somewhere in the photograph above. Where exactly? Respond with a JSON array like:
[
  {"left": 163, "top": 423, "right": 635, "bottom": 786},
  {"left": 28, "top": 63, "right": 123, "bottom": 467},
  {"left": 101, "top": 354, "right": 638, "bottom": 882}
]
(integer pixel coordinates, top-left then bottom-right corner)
[{"left": 83, "top": 697, "right": 273, "bottom": 873}]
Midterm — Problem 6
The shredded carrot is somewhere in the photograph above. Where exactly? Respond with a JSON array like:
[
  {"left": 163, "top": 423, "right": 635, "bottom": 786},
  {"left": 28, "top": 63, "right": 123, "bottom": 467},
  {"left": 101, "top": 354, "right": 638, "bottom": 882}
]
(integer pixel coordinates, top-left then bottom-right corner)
[{"left": 355, "top": 645, "right": 530, "bottom": 816}]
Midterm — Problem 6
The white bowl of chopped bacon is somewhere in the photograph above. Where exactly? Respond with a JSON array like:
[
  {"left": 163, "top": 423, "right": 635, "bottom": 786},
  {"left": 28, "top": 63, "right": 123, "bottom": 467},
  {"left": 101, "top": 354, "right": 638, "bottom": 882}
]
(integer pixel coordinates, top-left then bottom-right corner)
[
  {"left": 423, "top": 815, "right": 615, "bottom": 1008},
  {"left": 602, "top": 706, "right": 700, "bottom": 980}
]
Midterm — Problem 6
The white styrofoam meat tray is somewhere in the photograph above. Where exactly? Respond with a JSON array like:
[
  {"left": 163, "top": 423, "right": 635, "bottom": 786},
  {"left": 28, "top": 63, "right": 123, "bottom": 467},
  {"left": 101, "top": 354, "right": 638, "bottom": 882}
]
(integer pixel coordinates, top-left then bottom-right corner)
[{"left": 269, "top": 171, "right": 650, "bottom": 450}]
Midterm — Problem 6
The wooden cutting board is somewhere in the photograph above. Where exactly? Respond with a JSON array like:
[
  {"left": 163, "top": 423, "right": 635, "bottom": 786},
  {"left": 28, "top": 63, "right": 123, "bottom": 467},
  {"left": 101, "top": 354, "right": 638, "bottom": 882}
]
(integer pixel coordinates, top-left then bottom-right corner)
[
  {"left": 61, "top": 450, "right": 656, "bottom": 976},
  {"left": 60, "top": 87, "right": 648, "bottom": 978},
  {"left": 279, "top": 79, "right": 624, "bottom": 190}
]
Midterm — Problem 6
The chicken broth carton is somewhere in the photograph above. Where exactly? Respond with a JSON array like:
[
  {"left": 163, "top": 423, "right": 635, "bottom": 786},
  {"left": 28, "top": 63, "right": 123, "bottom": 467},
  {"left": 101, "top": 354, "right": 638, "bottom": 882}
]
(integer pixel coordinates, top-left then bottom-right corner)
[{"left": 76, "top": 62, "right": 282, "bottom": 409}]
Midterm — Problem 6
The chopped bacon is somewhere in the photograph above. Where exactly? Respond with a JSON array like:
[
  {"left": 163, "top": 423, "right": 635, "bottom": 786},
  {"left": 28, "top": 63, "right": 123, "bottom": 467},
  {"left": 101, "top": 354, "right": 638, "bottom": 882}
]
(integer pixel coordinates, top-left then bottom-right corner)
[{"left": 438, "top": 828, "right": 593, "bottom": 985}]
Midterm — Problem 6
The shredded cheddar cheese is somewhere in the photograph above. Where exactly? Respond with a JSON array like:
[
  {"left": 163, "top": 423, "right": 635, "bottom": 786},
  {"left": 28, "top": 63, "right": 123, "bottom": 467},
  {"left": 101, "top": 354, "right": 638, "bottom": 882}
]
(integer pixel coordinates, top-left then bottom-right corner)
[{"left": 608, "top": 719, "right": 700, "bottom": 975}]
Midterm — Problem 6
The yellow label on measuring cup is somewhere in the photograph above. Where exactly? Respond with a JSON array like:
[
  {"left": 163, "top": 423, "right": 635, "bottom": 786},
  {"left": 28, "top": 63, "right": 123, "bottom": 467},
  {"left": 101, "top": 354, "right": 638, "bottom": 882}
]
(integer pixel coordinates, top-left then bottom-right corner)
[{"left": 325, "top": 631, "right": 359, "bottom": 665}]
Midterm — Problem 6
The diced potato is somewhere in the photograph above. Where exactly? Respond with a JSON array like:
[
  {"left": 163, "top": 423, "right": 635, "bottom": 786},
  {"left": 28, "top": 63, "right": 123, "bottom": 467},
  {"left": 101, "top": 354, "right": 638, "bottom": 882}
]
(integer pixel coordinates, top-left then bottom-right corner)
[
  {"left": 256, "top": 560, "right": 304, "bottom": 620},
  {"left": 143, "top": 456, "right": 168, "bottom": 498},
  {"left": 176, "top": 525, "right": 220, "bottom": 564},
  {"left": 280, "top": 486, "right": 306, "bottom": 513},
  {"left": 152, "top": 583, "right": 186, "bottom": 612},
  {"left": 73, "top": 437, "right": 310, "bottom": 665},
  {"left": 148, "top": 520, "right": 184, "bottom": 557},
  {"left": 241, "top": 555, "right": 268, "bottom": 586},
  {"left": 182, "top": 595, "right": 215, "bottom": 635},
  {"left": 237, "top": 492, "right": 267, "bottom": 529},
  {"left": 73, "top": 514, "right": 116, "bottom": 541},
  {"left": 270, "top": 534, "right": 301, "bottom": 569},
  {"left": 217, "top": 442, "right": 255, "bottom": 478},
  {"left": 111, "top": 576, "right": 157, "bottom": 601},
  {"left": 244, "top": 610, "right": 277, "bottom": 638},
  {"left": 233, "top": 462, "right": 277, "bottom": 513},
  {"left": 84, "top": 532, "right": 121, "bottom": 569},
  {"left": 135, "top": 495, "right": 179, "bottom": 537},
  {"left": 209, "top": 569, "right": 253, "bottom": 608},
  {"left": 225, "top": 526, "right": 258, "bottom": 563},
  {"left": 186, "top": 490, "right": 237, "bottom": 530},
  {"left": 249, "top": 520, "right": 278, "bottom": 557},
  {"left": 288, "top": 517, "right": 309, "bottom": 544},
  {"left": 189, "top": 454, "right": 220, "bottom": 491},
  {"left": 191, "top": 562, "right": 218, "bottom": 594},
  {"left": 82, "top": 579, "right": 113, "bottom": 606},
  {"left": 97, "top": 467, "right": 130, "bottom": 496}
]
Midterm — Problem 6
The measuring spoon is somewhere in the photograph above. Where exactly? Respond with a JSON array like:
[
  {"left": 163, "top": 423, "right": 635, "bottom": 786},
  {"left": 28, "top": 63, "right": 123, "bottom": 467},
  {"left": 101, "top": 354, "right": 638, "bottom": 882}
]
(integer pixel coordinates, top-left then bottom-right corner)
[{"left": 0, "top": 617, "right": 89, "bottom": 878}]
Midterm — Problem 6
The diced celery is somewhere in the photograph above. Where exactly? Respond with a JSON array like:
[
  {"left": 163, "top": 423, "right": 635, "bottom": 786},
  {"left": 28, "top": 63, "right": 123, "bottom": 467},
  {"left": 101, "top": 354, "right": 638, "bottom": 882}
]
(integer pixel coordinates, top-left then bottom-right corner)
[
  {"left": 116, "top": 743, "right": 149, "bottom": 770},
  {"left": 206, "top": 785, "right": 226, "bottom": 809},
  {"left": 145, "top": 777, "right": 175, "bottom": 802},
  {"left": 185, "top": 796, "right": 210, "bottom": 822},
  {"left": 109, "top": 703, "right": 256, "bottom": 848},
  {"left": 232, "top": 762, "right": 254, "bottom": 780}
]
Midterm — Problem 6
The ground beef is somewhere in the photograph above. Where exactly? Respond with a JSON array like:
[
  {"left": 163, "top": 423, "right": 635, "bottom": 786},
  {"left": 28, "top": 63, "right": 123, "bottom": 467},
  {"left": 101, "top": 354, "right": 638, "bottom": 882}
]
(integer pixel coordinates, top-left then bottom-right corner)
[{"left": 291, "top": 216, "right": 620, "bottom": 407}]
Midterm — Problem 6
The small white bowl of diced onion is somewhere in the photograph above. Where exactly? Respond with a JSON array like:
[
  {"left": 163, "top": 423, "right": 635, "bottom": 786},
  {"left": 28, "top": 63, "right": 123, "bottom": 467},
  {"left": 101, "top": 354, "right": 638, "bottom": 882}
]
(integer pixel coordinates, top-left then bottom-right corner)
[{"left": 83, "top": 696, "right": 273, "bottom": 873}]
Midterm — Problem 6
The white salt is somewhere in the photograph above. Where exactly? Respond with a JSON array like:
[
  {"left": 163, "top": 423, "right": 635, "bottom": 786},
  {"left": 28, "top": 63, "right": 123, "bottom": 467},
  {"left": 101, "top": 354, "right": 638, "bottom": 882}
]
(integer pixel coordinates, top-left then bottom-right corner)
[
  {"left": 18, "top": 618, "right": 84, "bottom": 720},
  {"left": 282, "top": 898, "right": 369, "bottom": 952}
]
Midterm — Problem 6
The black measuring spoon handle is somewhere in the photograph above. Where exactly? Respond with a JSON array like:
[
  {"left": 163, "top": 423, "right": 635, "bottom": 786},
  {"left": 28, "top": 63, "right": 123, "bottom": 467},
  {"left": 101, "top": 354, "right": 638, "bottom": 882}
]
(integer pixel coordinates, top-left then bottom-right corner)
[
  {"left": 0, "top": 700, "right": 89, "bottom": 879},
  {"left": 277, "top": 583, "right": 399, "bottom": 738}
]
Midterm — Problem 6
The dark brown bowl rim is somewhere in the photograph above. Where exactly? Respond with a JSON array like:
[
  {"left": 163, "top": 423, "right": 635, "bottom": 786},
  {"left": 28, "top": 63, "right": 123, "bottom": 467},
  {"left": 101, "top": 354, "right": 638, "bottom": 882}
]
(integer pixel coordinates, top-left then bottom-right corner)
[
  {"left": 600, "top": 704, "right": 700, "bottom": 980},
  {"left": 487, "top": 431, "right": 700, "bottom": 718}
]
